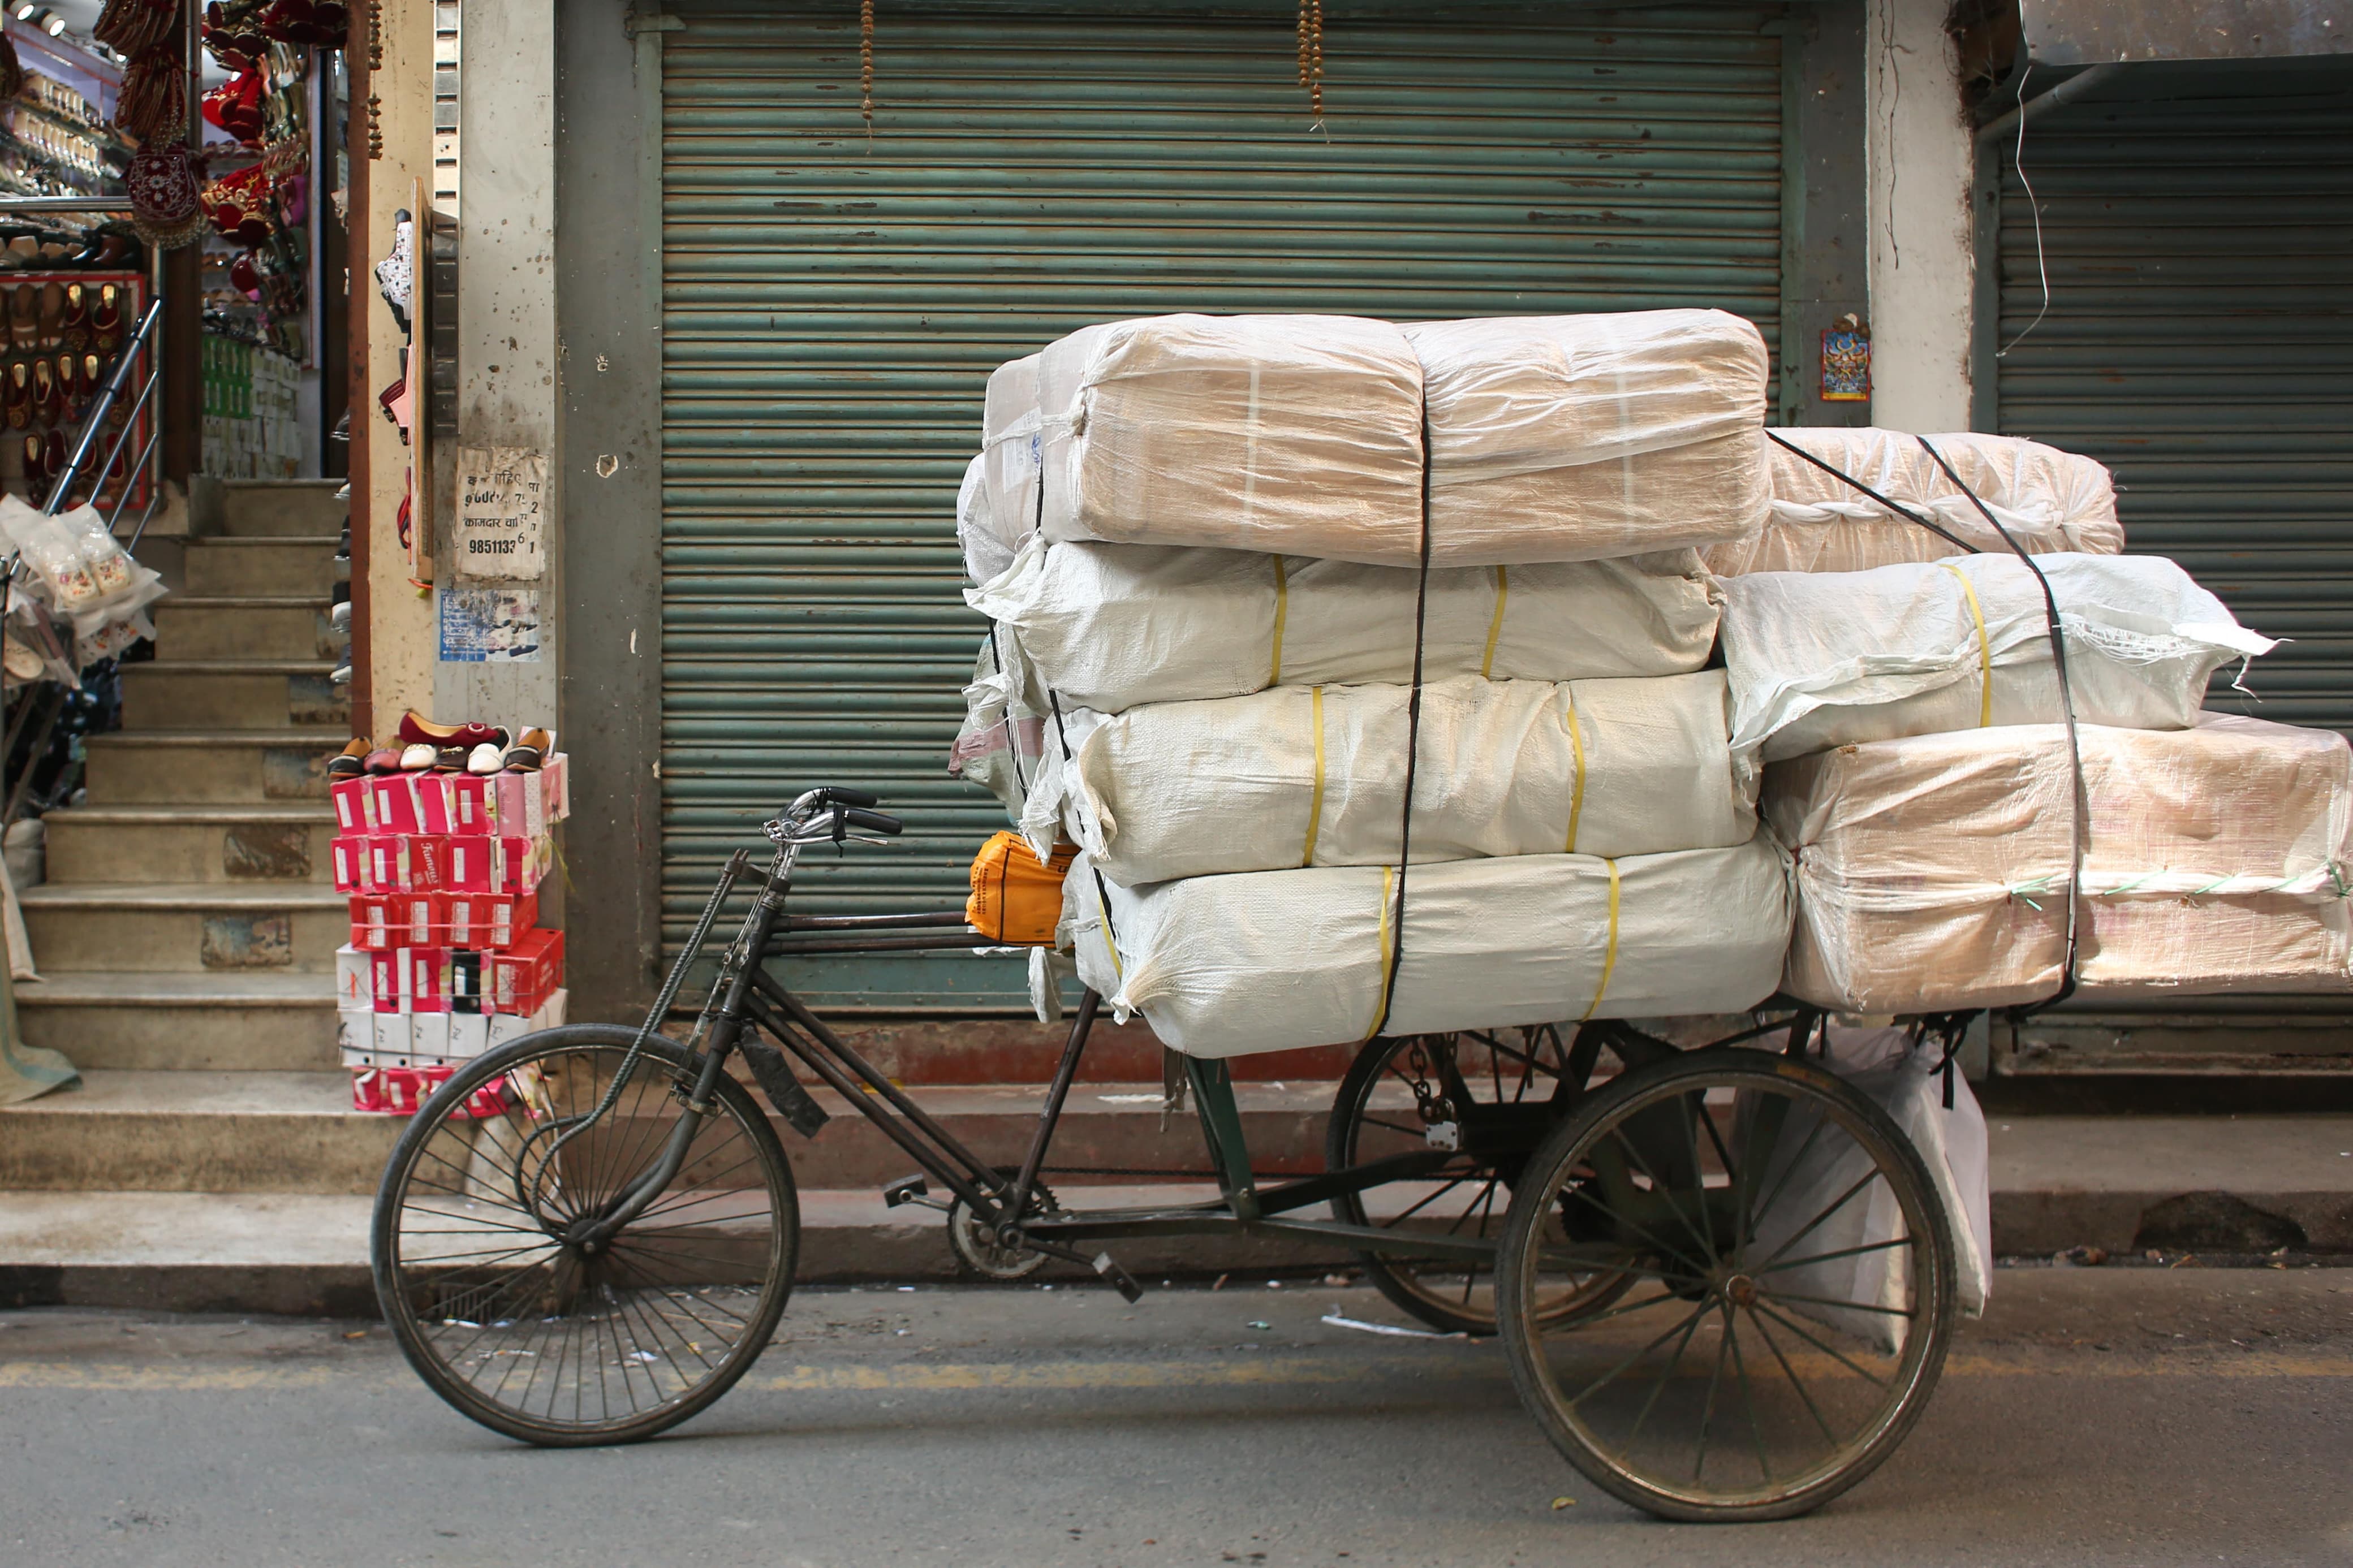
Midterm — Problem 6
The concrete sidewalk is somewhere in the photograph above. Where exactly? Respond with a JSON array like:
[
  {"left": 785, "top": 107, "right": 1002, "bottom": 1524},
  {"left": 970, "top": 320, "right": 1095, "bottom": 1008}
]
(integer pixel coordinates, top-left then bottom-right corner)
[{"left": 3, "top": 1113, "right": 2348, "bottom": 1315}]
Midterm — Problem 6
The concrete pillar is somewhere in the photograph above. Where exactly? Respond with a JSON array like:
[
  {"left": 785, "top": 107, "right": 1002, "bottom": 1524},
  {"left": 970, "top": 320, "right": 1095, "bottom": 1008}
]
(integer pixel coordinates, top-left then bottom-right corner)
[
  {"left": 364, "top": 0, "right": 441, "bottom": 732},
  {"left": 1864, "top": 0, "right": 1977, "bottom": 431},
  {"left": 439, "top": 0, "right": 559, "bottom": 731}
]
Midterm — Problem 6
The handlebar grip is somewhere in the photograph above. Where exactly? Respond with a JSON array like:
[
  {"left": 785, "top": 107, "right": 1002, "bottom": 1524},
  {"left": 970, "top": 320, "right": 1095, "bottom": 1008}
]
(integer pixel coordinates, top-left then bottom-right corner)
[
  {"left": 842, "top": 807, "right": 902, "bottom": 836},
  {"left": 815, "top": 785, "right": 879, "bottom": 809}
]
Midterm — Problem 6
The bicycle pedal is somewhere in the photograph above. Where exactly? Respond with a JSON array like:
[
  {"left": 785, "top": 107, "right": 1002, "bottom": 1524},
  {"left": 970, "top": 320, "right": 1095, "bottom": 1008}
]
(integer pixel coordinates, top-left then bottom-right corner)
[
  {"left": 882, "top": 1173, "right": 949, "bottom": 1213},
  {"left": 1092, "top": 1251, "right": 1144, "bottom": 1304}
]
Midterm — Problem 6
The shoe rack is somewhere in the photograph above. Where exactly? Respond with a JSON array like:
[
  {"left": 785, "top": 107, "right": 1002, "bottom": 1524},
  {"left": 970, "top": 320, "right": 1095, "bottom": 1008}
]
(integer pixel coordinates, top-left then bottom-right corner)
[{"left": 0, "top": 269, "right": 149, "bottom": 510}]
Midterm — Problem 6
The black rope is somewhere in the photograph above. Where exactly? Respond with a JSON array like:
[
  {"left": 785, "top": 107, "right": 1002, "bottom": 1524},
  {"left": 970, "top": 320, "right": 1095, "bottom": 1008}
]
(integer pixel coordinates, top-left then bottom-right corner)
[
  {"left": 1371, "top": 398, "right": 1436, "bottom": 1039},
  {"left": 1763, "top": 429, "right": 1982, "bottom": 557},
  {"left": 1915, "top": 436, "right": 2087, "bottom": 1012}
]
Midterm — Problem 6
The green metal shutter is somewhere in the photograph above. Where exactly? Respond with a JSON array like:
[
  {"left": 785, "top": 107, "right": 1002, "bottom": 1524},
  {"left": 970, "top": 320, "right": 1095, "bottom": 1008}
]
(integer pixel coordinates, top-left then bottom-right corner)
[
  {"left": 1994, "top": 59, "right": 2353, "bottom": 732},
  {"left": 660, "top": 1, "right": 1790, "bottom": 1008}
]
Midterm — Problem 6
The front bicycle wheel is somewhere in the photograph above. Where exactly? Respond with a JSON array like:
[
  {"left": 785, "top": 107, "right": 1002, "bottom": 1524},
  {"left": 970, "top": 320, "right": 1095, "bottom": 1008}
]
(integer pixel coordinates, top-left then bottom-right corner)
[
  {"left": 1494, "top": 1049, "right": 1955, "bottom": 1522},
  {"left": 371, "top": 1024, "right": 800, "bottom": 1446}
]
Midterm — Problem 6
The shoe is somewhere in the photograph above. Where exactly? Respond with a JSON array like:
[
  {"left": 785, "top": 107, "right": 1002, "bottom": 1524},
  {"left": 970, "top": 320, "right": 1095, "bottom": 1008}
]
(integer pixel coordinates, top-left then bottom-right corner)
[
  {"left": 58, "top": 283, "right": 85, "bottom": 351},
  {"left": 329, "top": 599, "right": 351, "bottom": 633},
  {"left": 55, "top": 353, "right": 79, "bottom": 421},
  {"left": 431, "top": 745, "right": 469, "bottom": 772},
  {"left": 4, "top": 361, "right": 25, "bottom": 430},
  {"left": 8, "top": 283, "right": 33, "bottom": 351},
  {"left": 90, "top": 284, "right": 119, "bottom": 351},
  {"left": 35, "top": 281, "right": 62, "bottom": 351},
  {"left": 398, "top": 742, "right": 437, "bottom": 772},
  {"left": 29, "top": 356, "right": 52, "bottom": 422},
  {"left": 334, "top": 479, "right": 351, "bottom": 500},
  {"left": 466, "top": 741, "right": 503, "bottom": 775},
  {"left": 334, "top": 525, "right": 350, "bottom": 561},
  {"left": 21, "top": 433, "right": 40, "bottom": 483},
  {"left": 41, "top": 428, "right": 63, "bottom": 482},
  {"left": 2, "top": 235, "right": 34, "bottom": 269},
  {"left": 363, "top": 747, "right": 402, "bottom": 776},
  {"left": 330, "top": 664, "right": 352, "bottom": 686},
  {"left": 326, "top": 738, "right": 369, "bottom": 780},
  {"left": 397, "top": 711, "right": 508, "bottom": 751},
  {"left": 502, "top": 727, "right": 550, "bottom": 772}
]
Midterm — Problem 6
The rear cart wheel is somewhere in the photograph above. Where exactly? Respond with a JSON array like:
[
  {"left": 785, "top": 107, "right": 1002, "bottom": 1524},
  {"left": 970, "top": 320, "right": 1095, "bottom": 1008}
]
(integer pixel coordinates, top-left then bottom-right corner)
[
  {"left": 1494, "top": 1049, "right": 1956, "bottom": 1522},
  {"left": 1326, "top": 1027, "right": 1627, "bottom": 1335}
]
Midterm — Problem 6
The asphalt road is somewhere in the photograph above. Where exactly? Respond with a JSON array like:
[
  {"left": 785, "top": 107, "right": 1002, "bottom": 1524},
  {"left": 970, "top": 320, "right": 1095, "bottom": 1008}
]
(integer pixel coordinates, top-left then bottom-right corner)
[{"left": 3, "top": 1267, "right": 2348, "bottom": 1567}]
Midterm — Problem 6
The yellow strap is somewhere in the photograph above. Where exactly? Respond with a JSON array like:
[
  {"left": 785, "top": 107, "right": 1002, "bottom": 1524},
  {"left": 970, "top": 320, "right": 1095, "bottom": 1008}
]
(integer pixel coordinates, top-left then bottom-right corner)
[
  {"left": 1091, "top": 882, "right": 1123, "bottom": 982},
  {"left": 1578, "top": 858, "right": 1621, "bottom": 1021},
  {"left": 1480, "top": 564, "right": 1509, "bottom": 679},
  {"left": 1562, "top": 688, "right": 1588, "bottom": 854},
  {"left": 1365, "top": 865, "right": 1396, "bottom": 1040},
  {"left": 1301, "top": 685, "right": 1326, "bottom": 866},
  {"left": 1938, "top": 561, "right": 1994, "bottom": 728},
  {"left": 1269, "top": 554, "right": 1289, "bottom": 686}
]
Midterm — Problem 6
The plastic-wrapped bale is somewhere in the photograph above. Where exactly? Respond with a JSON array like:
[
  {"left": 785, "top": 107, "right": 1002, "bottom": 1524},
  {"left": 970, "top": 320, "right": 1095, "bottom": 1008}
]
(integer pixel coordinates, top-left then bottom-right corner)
[
  {"left": 1059, "top": 835, "right": 1795, "bottom": 1058},
  {"left": 1767, "top": 714, "right": 2353, "bottom": 1014},
  {"left": 1036, "top": 315, "right": 1427, "bottom": 562},
  {"left": 1038, "top": 671, "right": 1753, "bottom": 885},
  {"left": 1721, "top": 552, "right": 2275, "bottom": 762},
  {"left": 1708, "top": 427, "right": 2124, "bottom": 576},
  {"left": 958, "top": 453, "right": 1017, "bottom": 587},
  {"left": 947, "top": 628, "right": 1049, "bottom": 823},
  {"left": 1404, "top": 309, "right": 1771, "bottom": 563},
  {"left": 979, "top": 351, "right": 1044, "bottom": 551},
  {"left": 968, "top": 535, "right": 1721, "bottom": 714}
]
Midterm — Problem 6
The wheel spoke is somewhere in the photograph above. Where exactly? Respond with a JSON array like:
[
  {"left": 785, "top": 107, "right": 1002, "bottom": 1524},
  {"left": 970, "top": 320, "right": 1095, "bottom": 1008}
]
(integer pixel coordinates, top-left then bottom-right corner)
[
  {"left": 1746, "top": 1301, "right": 1838, "bottom": 1446},
  {"left": 1565, "top": 1299, "right": 1711, "bottom": 1409},
  {"left": 1755, "top": 1235, "right": 1916, "bottom": 1276},
  {"left": 1752, "top": 1165, "right": 1884, "bottom": 1275},
  {"left": 1725, "top": 1300, "right": 1772, "bottom": 1485},
  {"left": 1624, "top": 1294, "right": 1709, "bottom": 1446},
  {"left": 1749, "top": 1300, "right": 1891, "bottom": 1389}
]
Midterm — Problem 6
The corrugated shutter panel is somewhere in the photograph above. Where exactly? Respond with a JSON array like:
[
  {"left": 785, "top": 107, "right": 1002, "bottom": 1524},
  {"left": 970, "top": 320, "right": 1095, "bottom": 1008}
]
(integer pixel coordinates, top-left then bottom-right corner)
[
  {"left": 661, "top": 1, "right": 1787, "bottom": 1007},
  {"left": 1994, "top": 59, "right": 2353, "bottom": 731}
]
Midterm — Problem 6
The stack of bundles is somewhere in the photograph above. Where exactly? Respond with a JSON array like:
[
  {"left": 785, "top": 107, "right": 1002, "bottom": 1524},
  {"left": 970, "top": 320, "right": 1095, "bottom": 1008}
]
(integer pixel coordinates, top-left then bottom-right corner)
[
  {"left": 1716, "top": 452, "right": 2350, "bottom": 1013},
  {"left": 1705, "top": 427, "right": 2124, "bottom": 576},
  {"left": 949, "top": 309, "right": 1798, "bottom": 1058}
]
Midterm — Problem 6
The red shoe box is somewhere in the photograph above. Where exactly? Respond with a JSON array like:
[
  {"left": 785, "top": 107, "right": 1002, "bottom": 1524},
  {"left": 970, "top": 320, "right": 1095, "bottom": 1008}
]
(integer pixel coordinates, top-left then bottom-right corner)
[
  {"left": 489, "top": 927, "right": 564, "bottom": 1014},
  {"left": 444, "top": 889, "right": 536, "bottom": 951},
  {"left": 369, "top": 949, "right": 405, "bottom": 1014},
  {"left": 336, "top": 945, "right": 371, "bottom": 1008},
  {"left": 370, "top": 773, "right": 459, "bottom": 836},
  {"left": 351, "top": 893, "right": 445, "bottom": 951},
  {"left": 330, "top": 776, "right": 376, "bottom": 833},
  {"left": 447, "top": 834, "right": 542, "bottom": 895},
  {"left": 404, "top": 946, "right": 454, "bottom": 1013},
  {"left": 331, "top": 835, "right": 365, "bottom": 892}
]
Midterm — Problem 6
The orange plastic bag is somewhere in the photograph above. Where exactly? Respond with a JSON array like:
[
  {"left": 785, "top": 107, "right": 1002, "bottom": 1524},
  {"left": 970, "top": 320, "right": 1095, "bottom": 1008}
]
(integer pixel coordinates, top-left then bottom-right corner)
[{"left": 966, "top": 831, "right": 1076, "bottom": 945}]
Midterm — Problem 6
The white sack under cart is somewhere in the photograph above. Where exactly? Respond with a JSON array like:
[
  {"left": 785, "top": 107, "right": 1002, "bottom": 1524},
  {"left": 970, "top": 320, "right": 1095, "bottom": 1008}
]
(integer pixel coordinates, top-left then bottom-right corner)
[
  {"left": 1766, "top": 714, "right": 2353, "bottom": 1014},
  {"left": 1060, "top": 834, "right": 1795, "bottom": 1059}
]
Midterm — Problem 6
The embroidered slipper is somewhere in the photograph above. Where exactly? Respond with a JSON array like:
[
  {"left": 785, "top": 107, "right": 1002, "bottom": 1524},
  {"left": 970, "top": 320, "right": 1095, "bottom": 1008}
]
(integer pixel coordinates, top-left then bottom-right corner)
[
  {"left": 398, "top": 742, "right": 437, "bottom": 772},
  {"left": 501, "top": 727, "right": 551, "bottom": 772},
  {"left": 397, "top": 710, "right": 508, "bottom": 751}
]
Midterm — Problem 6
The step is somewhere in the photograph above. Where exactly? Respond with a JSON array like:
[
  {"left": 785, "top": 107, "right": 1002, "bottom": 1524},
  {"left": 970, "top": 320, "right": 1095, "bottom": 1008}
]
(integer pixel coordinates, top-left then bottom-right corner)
[
  {"left": 14, "top": 971, "right": 338, "bottom": 1071},
  {"left": 183, "top": 536, "right": 339, "bottom": 597},
  {"left": 218, "top": 478, "right": 346, "bottom": 538},
  {"left": 19, "top": 883, "right": 350, "bottom": 974},
  {"left": 152, "top": 596, "right": 336, "bottom": 662},
  {"left": 82, "top": 729, "right": 346, "bottom": 805},
  {"left": 44, "top": 804, "right": 337, "bottom": 884},
  {"left": 0, "top": 1075, "right": 1334, "bottom": 1195},
  {"left": 120, "top": 660, "right": 345, "bottom": 731},
  {"left": 6, "top": 1115, "right": 2348, "bottom": 1312}
]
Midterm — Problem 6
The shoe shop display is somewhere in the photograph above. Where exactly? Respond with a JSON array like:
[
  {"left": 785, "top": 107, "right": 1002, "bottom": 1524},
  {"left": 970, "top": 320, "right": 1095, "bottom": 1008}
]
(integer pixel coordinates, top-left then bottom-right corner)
[
  {"left": 326, "top": 738, "right": 370, "bottom": 781},
  {"left": 326, "top": 715, "right": 572, "bottom": 1104},
  {"left": 398, "top": 742, "right": 437, "bottom": 772},
  {"left": 364, "top": 748, "right": 402, "bottom": 776},
  {"left": 502, "top": 727, "right": 551, "bottom": 772}
]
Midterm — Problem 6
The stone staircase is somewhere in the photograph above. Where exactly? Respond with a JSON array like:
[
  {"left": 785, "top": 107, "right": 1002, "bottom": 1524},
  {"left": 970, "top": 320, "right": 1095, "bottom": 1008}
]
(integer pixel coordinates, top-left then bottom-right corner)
[{"left": 15, "top": 479, "right": 347, "bottom": 1073}]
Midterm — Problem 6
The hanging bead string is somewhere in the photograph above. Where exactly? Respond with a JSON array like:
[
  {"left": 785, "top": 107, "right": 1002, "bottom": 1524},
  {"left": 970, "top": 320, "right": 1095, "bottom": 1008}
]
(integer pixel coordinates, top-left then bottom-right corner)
[
  {"left": 860, "top": 0, "right": 875, "bottom": 140},
  {"left": 1297, "top": 0, "right": 1309, "bottom": 88},
  {"left": 1308, "top": 0, "right": 1325, "bottom": 125}
]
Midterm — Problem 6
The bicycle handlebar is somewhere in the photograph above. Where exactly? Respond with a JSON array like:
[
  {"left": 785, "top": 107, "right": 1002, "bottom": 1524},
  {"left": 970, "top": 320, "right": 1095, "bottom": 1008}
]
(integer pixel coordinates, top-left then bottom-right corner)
[
  {"left": 804, "top": 785, "right": 878, "bottom": 810},
  {"left": 841, "top": 807, "right": 902, "bottom": 836}
]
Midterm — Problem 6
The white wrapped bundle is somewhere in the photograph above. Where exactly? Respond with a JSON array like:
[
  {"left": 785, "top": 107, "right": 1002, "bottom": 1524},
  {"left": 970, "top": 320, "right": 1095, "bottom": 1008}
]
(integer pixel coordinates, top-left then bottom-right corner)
[
  {"left": 1037, "top": 315, "right": 1427, "bottom": 561},
  {"left": 1767, "top": 715, "right": 2353, "bottom": 1013},
  {"left": 1721, "top": 552, "right": 2274, "bottom": 762},
  {"left": 947, "top": 630, "right": 1048, "bottom": 822},
  {"left": 1061, "top": 835, "right": 1795, "bottom": 1058},
  {"left": 1404, "top": 309, "right": 1771, "bottom": 563},
  {"left": 967, "top": 536, "right": 1720, "bottom": 714},
  {"left": 1046, "top": 672, "right": 1752, "bottom": 885},
  {"left": 1708, "top": 427, "right": 2124, "bottom": 576},
  {"left": 980, "top": 352, "right": 1044, "bottom": 547},
  {"left": 957, "top": 453, "right": 1016, "bottom": 587}
]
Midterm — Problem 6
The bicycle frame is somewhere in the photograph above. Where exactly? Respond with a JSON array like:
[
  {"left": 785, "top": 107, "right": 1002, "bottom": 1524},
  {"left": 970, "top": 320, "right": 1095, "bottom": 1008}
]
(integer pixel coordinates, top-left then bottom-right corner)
[{"left": 590, "top": 810, "right": 1957, "bottom": 1293}]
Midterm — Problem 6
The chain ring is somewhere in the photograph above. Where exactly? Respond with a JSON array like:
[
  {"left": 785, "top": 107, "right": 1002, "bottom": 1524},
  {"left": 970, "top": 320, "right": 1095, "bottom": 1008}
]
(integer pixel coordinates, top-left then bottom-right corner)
[{"left": 946, "top": 1181, "right": 1058, "bottom": 1281}]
